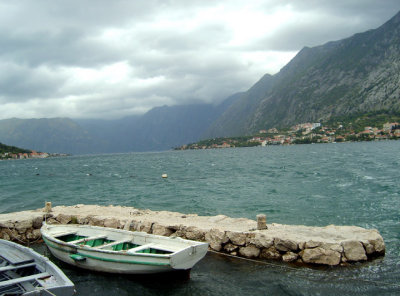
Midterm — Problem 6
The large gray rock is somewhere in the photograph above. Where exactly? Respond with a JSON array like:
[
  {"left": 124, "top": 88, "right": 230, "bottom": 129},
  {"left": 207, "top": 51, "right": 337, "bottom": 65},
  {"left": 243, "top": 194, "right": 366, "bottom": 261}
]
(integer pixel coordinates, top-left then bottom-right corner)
[
  {"left": 227, "top": 231, "right": 247, "bottom": 246},
  {"left": 0, "top": 221, "right": 14, "bottom": 228},
  {"left": 138, "top": 221, "right": 153, "bottom": 233},
  {"left": 239, "top": 245, "right": 260, "bottom": 258},
  {"left": 47, "top": 218, "right": 58, "bottom": 224},
  {"left": 282, "top": 252, "right": 298, "bottom": 262},
  {"left": 88, "top": 216, "right": 104, "bottom": 226},
  {"left": 205, "top": 229, "right": 229, "bottom": 251},
  {"left": 3, "top": 229, "right": 21, "bottom": 242},
  {"left": 152, "top": 224, "right": 173, "bottom": 237},
  {"left": 123, "top": 220, "right": 132, "bottom": 230},
  {"left": 371, "top": 238, "right": 385, "bottom": 254},
  {"left": 103, "top": 218, "right": 120, "bottom": 229},
  {"left": 1, "top": 231, "right": 10, "bottom": 241},
  {"left": 362, "top": 241, "right": 376, "bottom": 255},
  {"left": 130, "top": 220, "right": 141, "bottom": 231},
  {"left": 342, "top": 241, "right": 367, "bottom": 261},
  {"left": 14, "top": 220, "right": 33, "bottom": 234},
  {"left": 26, "top": 229, "right": 41, "bottom": 241},
  {"left": 305, "top": 241, "right": 343, "bottom": 253},
  {"left": 246, "top": 233, "right": 274, "bottom": 248},
  {"left": 260, "top": 246, "right": 282, "bottom": 260},
  {"left": 274, "top": 238, "right": 298, "bottom": 252},
  {"left": 167, "top": 224, "right": 182, "bottom": 231},
  {"left": 77, "top": 216, "right": 89, "bottom": 224},
  {"left": 184, "top": 226, "right": 205, "bottom": 241},
  {"left": 170, "top": 229, "right": 186, "bottom": 238},
  {"left": 56, "top": 214, "right": 72, "bottom": 224},
  {"left": 362, "top": 238, "right": 385, "bottom": 255},
  {"left": 131, "top": 220, "right": 153, "bottom": 233},
  {"left": 305, "top": 240, "right": 322, "bottom": 249},
  {"left": 32, "top": 216, "right": 44, "bottom": 229},
  {"left": 298, "top": 241, "right": 306, "bottom": 250},
  {"left": 300, "top": 247, "right": 341, "bottom": 265}
]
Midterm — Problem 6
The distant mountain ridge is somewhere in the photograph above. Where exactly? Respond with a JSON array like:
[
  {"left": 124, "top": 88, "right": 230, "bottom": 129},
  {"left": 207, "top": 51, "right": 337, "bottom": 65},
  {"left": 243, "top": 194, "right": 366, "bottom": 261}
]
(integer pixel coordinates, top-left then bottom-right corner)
[
  {"left": 0, "top": 98, "right": 239, "bottom": 154},
  {"left": 0, "top": 11, "right": 399, "bottom": 153},
  {"left": 204, "top": 10, "right": 400, "bottom": 137},
  {"left": 0, "top": 118, "right": 96, "bottom": 154}
]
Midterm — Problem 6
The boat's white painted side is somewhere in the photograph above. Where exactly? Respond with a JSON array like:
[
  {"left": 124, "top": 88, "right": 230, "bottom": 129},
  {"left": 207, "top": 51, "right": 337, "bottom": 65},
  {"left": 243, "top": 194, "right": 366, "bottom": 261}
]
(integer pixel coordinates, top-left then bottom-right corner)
[
  {"left": 46, "top": 245, "right": 173, "bottom": 274},
  {"left": 41, "top": 223, "right": 208, "bottom": 275}
]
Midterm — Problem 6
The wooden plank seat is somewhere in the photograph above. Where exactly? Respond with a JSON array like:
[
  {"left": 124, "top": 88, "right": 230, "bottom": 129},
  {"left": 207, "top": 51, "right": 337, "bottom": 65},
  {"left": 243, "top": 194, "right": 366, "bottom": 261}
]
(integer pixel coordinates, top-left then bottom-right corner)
[
  {"left": 93, "top": 239, "right": 132, "bottom": 249},
  {"left": 126, "top": 244, "right": 154, "bottom": 254},
  {"left": 53, "top": 231, "right": 78, "bottom": 238},
  {"left": 69, "top": 235, "right": 107, "bottom": 245},
  {"left": 0, "top": 247, "right": 34, "bottom": 265},
  {"left": 125, "top": 243, "right": 174, "bottom": 255},
  {"left": 0, "top": 272, "right": 50, "bottom": 288},
  {"left": 0, "top": 262, "right": 36, "bottom": 273}
]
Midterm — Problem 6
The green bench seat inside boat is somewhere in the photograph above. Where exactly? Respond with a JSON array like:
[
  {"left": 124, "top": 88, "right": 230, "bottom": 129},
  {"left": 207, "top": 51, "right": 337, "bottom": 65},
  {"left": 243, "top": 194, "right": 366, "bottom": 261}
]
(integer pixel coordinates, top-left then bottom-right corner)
[
  {"left": 112, "top": 242, "right": 139, "bottom": 251},
  {"left": 56, "top": 233, "right": 173, "bottom": 254},
  {"left": 57, "top": 233, "right": 87, "bottom": 242},
  {"left": 80, "top": 238, "right": 114, "bottom": 247}
]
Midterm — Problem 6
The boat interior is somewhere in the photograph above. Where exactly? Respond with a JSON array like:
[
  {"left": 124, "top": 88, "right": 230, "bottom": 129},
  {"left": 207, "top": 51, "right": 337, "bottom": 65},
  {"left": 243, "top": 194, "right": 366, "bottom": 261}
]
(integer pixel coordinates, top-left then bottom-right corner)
[
  {"left": 55, "top": 232, "right": 174, "bottom": 255},
  {"left": 0, "top": 251, "right": 47, "bottom": 295}
]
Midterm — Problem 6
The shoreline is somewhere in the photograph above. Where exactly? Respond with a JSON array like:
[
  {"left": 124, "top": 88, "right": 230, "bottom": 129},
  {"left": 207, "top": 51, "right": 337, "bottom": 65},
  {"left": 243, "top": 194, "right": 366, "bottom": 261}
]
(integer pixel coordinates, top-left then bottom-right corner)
[{"left": 0, "top": 204, "right": 385, "bottom": 267}]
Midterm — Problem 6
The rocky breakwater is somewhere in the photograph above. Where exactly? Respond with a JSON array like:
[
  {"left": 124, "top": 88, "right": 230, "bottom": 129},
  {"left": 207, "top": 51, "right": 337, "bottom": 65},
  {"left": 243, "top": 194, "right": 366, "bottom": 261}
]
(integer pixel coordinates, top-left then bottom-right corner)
[{"left": 0, "top": 204, "right": 385, "bottom": 266}]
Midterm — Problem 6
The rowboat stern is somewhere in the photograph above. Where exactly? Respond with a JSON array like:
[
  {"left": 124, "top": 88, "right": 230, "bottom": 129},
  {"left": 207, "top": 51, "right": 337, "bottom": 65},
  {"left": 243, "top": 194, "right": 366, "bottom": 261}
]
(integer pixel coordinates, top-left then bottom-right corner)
[{"left": 170, "top": 242, "right": 209, "bottom": 270}]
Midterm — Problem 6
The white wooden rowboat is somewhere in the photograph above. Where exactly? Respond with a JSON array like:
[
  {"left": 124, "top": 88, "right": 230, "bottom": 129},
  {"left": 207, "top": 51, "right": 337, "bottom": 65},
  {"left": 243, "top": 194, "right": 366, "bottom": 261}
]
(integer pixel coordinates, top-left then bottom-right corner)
[
  {"left": 0, "top": 239, "right": 75, "bottom": 296},
  {"left": 40, "top": 223, "right": 208, "bottom": 275}
]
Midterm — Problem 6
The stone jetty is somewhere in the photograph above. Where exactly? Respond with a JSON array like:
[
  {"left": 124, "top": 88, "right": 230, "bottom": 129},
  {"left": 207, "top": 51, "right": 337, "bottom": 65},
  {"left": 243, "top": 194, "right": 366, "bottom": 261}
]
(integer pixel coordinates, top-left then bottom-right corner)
[{"left": 0, "top": 204, "right": 385, "bottom": 266}]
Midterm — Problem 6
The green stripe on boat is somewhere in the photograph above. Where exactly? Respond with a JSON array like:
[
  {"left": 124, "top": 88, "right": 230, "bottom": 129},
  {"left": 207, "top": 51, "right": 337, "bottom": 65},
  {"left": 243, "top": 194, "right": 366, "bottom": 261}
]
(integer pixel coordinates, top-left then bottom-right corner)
[
  {"left": 43, "top": 237, "right": 170, "bottom": 266},
  {"left": 75, "top": 252, "right": 170, "bottom": 266}
]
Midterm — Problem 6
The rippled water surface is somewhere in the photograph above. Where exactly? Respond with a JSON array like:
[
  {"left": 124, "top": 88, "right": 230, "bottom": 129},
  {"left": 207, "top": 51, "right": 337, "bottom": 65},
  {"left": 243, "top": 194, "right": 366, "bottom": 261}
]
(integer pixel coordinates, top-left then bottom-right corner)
[{"left": 1, "top": 141, "right": 399, "bottom": 295}]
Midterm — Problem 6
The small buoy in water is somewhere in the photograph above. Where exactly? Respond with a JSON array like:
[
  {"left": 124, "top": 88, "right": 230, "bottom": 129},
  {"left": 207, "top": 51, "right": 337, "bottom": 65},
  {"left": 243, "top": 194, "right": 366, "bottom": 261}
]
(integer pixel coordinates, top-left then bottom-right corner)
[{"left": 162, "top": 174, "right": 168, "bottom": 178}]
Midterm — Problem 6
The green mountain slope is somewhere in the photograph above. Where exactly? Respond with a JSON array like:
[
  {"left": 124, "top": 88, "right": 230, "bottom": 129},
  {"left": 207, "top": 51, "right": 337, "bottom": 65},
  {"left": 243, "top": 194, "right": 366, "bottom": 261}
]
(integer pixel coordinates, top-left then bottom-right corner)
[
  {"left": 205, "top": 75, "right": 274, "bottom": 137},
  {"left": 0, "top": 142, "right": 31, "bottom": 154},
  {"left": 205, "top": 10, "right": 400, "bottom": 137}
]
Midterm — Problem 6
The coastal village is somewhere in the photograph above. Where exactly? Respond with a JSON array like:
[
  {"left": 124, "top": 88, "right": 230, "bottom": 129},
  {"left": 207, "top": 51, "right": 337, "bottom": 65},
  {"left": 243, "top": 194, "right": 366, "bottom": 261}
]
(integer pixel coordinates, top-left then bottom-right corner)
[
  {"left": 178, "top": 121, "right": 400, "bottom": 150},
  {"left": 0, "top": 150, "right": 69, "bottom": 160},
  {"left": 0, "top": 150, "right": 50, "bottom": 160},
  {"left": 2, "top": 122, "right": 400, "bottom": 156}
]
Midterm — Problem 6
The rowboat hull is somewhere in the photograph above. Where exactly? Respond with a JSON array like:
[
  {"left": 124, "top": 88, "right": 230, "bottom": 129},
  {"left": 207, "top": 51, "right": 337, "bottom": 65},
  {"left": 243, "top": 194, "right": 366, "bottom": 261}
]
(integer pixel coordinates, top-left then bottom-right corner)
[
  {"left": 0, "top": 239, "right": 75, "bottom": 296},
  {"left": 43, "top": 240, "right": 173, "bottom": 274},
  {"left": 41, "top": 223, "right": 208, "bottom": 275}
]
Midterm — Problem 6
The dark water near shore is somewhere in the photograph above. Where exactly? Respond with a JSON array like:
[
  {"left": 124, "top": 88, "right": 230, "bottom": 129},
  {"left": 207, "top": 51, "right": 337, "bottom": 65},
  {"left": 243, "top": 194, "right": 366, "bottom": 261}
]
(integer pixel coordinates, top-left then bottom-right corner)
[{"left": 1, "top": 141, "right": 399, "bottom": 295}]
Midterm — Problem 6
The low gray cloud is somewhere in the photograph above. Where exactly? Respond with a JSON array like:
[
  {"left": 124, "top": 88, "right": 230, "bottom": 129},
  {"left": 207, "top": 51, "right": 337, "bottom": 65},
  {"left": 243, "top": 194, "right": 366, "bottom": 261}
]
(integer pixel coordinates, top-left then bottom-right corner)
[
  {"left": 0, "top": 0, "right": 399, "bottom": 119},
  {"left": 0, "top": 61, "right": 66, "bottom": 102}
]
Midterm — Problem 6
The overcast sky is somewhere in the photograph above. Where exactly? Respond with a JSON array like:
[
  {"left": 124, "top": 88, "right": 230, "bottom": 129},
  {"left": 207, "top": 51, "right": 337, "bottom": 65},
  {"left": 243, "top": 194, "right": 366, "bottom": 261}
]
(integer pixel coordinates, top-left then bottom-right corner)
[{"left": 0, "top": 1, "right": 399, "bottom": 120}]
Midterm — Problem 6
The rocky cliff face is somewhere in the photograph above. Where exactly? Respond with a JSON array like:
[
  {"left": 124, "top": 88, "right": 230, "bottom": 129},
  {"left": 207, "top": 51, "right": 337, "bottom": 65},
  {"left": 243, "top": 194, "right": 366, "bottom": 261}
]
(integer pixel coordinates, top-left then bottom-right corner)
[{"left": 205, "top": 11, "right": 400, "bottom": 137}]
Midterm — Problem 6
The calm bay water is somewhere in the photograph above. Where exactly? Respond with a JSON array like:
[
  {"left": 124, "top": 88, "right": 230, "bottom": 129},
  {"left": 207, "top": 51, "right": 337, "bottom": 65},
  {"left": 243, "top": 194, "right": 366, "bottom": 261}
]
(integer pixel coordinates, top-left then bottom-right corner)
[{"left": 1, "top": 141, "right": 399, "bottom": 295}]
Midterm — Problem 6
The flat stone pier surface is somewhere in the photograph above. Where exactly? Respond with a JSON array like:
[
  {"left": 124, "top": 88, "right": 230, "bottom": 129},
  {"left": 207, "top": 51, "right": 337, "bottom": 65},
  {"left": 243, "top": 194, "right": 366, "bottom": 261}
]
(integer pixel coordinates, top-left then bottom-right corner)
[{"left": 0, "top": 204, "right": 385, "bottom": 266}]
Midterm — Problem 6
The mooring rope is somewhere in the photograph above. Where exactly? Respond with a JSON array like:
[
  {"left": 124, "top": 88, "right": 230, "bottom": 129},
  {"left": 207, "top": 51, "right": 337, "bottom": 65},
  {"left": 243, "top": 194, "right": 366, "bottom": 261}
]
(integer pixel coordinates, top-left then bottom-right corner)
[
  {"left": 208, "top": 250, "right": 400, "bottom": 289},
  {"left": 41, "top": 288, "right": 57, "bottom": 296}
]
